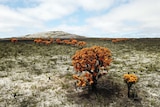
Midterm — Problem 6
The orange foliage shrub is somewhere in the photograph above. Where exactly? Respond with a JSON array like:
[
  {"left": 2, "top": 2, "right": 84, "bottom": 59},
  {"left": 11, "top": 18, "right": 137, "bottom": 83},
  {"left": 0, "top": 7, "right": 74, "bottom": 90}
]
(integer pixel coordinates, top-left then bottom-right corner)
[
  {"left": 123, "top": 73, "right": 138, "bottom": 98},
  {"left": 34, "top": 38, "right": 42, "bottom": 44},
  {"left": 61, "top": 39, "right": 77, "bottom": 45},
  {"left": 112, "top": 39, "right": 118, "bottom": 43},
  {"left": 49, "top": 38, "right": 54, "bottom": 43},
  {"left": 112, "top": 38, "right": 128, "bottom": 43},
  {"left": 72, "top": 46, "right": 112, "bottom": 91},
  {"left": 123, "top": 73, "right": 138, "bottom": 83},
  {"left": 34, "top": 38, "right": 54, "bottom": 45},
  {"left": 43, "top": 40, "right": 51, "bottom": 45},
  {"left": 56, "top": 38, "right": 62, "bottom": 44},
  {"left": 71, "top": 39, "right": 78, "bottom": 45},
  {"left": 55, "top": 38, "right": 86, "bottom": 47},
  {"left": 11, "top": 38, "right": 18, "bottom": 43},
  {"left": 77, "top": 41, "right": 86, "bottom": 48},
  {"left": 62, "top": 40, "right": 70, "bottom": 45},
  {"left": 42, "top": 38, "right": 54, "bottom": 45}
]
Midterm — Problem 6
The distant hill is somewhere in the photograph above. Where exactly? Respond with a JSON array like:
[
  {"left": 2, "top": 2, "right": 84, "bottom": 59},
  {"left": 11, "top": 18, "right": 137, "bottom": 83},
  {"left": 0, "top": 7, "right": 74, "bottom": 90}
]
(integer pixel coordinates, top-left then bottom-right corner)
[{"left": 24, "top": 31, "right": 86, "bottom": 39}]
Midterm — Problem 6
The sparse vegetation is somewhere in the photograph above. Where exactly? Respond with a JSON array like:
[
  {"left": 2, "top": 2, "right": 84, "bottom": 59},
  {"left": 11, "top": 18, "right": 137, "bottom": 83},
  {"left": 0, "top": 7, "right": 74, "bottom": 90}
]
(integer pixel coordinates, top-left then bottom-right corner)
[{"left": 0, "top": 38, "right": 160, "bottom": 107}]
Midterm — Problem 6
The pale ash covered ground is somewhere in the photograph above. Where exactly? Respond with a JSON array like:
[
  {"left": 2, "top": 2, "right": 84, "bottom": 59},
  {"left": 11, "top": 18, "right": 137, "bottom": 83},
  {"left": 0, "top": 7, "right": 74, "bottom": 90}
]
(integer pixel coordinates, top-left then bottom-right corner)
[
  {"left": 0, "top": 41, "right": 160, "bottom": 107},
  {"left": 0, "top": 55, "right": 74, "bottom": 107}
]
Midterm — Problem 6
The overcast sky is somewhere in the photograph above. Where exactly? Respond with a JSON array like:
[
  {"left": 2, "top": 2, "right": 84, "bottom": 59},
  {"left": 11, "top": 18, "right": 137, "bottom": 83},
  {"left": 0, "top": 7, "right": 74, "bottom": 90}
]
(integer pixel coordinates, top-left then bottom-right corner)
[{"left": 0, "top": 0, "right": 160, "bottom": 38}]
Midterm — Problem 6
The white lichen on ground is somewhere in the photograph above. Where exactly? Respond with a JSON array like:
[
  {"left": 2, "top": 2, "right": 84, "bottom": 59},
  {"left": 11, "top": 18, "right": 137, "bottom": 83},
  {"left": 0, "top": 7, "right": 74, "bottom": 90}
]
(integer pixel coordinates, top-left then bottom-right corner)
[{"left": 0, "top": 55, "right": 76, "bottom": 107}]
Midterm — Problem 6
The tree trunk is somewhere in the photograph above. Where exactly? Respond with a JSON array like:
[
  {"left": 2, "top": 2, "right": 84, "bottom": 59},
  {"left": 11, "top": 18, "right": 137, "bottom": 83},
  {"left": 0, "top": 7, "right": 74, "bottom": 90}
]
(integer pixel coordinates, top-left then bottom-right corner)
[
  {"left": 127, "top": 83, "right": 132, "bottom": 98},
  {"left": 91, "top": 76, "right": 97, "bottom": 93}
]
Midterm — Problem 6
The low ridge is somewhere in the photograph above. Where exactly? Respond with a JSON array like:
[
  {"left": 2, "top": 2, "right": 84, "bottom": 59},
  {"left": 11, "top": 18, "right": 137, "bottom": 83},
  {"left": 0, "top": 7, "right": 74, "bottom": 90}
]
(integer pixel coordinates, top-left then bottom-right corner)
[{"left": 24, "top": 31, "right": 86, "bottom": 38}]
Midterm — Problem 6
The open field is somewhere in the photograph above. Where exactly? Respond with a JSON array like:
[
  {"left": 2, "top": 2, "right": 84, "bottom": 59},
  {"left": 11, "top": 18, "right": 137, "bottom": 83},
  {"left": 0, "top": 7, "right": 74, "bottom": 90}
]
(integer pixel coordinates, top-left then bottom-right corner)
[{"left": 0, "top": 38, "right": 160, "bottom": 107}]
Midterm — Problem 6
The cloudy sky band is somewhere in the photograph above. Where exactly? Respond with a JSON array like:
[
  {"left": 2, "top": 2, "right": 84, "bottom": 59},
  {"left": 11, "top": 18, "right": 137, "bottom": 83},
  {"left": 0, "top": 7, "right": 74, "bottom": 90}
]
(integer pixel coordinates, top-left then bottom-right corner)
[{"left": 0, "top": 0, "right": 160, "bottom": 38}]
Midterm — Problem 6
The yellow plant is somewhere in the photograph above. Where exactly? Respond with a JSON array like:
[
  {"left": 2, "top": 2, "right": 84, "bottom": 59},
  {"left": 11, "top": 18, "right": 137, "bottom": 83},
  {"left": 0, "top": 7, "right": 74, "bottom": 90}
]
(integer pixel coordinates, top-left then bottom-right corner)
[
  {"left": 123, "top": 73, "right": 138, "bottom": 98},
  {"left": 123, "top": 73, "right": 138, "bottom": 83}
]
